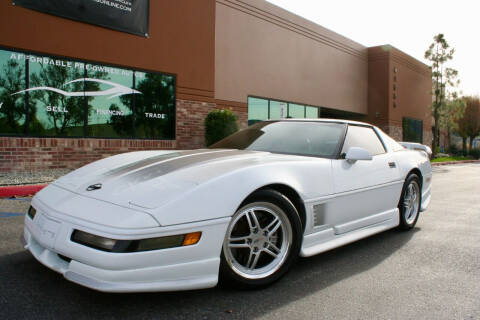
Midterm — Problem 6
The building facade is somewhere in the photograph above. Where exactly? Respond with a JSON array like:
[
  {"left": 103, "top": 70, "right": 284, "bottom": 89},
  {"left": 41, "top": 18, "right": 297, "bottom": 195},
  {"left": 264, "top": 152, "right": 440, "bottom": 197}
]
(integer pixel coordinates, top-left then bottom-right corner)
[{"left": 0, "top": 0, "right": 431, "bottom": 172}]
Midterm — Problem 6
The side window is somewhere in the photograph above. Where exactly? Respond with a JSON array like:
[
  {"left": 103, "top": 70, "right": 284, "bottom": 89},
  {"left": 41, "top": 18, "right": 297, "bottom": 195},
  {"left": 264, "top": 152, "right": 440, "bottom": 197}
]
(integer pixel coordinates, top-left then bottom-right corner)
[
  {"left": 377, "top": 128, "right": 405, "bottom": 152},
  {"left": 342, "top": 125, "right": 386, "bottom": 156}
]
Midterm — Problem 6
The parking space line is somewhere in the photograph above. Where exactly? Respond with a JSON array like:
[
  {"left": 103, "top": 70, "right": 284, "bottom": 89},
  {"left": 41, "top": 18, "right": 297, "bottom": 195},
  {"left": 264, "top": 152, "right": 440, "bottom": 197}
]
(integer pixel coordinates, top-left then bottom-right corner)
[
  {"left": 2, "top": 198, "right": 31, "bottom": 202},
  {"left": 0, "top": 212, "right": 25, "bottom": 218}
]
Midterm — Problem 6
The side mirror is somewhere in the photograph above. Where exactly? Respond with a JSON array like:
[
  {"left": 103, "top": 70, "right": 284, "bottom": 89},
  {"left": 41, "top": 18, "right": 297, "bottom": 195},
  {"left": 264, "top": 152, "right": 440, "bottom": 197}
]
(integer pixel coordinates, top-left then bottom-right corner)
[{"left": 345, "top": 147, "right": 372, "bottom": 162}]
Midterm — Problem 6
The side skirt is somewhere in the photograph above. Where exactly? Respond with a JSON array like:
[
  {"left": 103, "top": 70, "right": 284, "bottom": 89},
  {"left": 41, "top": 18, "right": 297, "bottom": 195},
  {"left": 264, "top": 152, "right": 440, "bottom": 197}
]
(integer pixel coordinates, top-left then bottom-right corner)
[
  {"left": 300, "top": 209, "right": 400, "bottom": 258},
  {"left": 420, "top": 186, "right": 431, "bottom": 212}
]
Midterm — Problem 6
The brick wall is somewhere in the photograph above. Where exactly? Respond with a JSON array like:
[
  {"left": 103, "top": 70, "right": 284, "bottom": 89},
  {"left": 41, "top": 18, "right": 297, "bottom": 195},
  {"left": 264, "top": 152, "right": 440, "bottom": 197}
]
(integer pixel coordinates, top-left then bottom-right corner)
[
  {"left": 176, "top": 99, "right": 217, "bottom": 149},
  {"left": 0, "top": 137, "right": 176, "bottom": 172},
  {"left": 423, "top": 130, "right": 433, "bottom": 148},
  {"left": 382, "top": 125, "right": 403, "bottom": 141},
  {"left": 176, "top": 99, "right": 247, "bottom": 149},
  {"left": 216, "top": 100, "right": 248, "bottom": 129},
  {"left": 0, "top": 98, "right": 249, "bottom": 172},
  {"left": 381, "top": 125, "right": 433, "bottom": 148}
]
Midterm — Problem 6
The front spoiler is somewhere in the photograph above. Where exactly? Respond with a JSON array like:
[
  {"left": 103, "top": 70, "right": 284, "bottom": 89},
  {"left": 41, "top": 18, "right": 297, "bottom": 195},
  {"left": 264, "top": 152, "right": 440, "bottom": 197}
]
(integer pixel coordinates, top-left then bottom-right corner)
[
  {"left": 21, "top": 204, "right": 231, "bottom": 293},
  {"left": 64, "top": 269, "right": 218, "bottom": 293},
  {"left": 21, "top": 229, "right": 221, "bottom": 292}
]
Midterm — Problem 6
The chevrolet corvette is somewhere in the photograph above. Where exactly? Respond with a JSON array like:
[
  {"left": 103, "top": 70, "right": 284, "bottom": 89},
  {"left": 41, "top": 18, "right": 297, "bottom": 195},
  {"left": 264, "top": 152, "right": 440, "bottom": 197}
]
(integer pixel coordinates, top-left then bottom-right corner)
[{"left": 21, "top": 119, "right": 432, "bottom": 292}]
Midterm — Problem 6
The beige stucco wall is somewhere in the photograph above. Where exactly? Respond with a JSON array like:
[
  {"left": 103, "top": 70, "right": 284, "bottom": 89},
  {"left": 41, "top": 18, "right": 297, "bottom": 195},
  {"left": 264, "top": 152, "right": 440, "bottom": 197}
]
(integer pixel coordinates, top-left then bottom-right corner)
[
  {"left": 388, "top": 47, "right": 432, "bottom": 133},
  {"left": 367, "top": 46, "right": 432, "bottom": 146},
  {"left": 215, "top": 0, "right": 369, "bottom": 114},
  {"left": 0, "top": 0, "right": 216, "bottom": 100}
]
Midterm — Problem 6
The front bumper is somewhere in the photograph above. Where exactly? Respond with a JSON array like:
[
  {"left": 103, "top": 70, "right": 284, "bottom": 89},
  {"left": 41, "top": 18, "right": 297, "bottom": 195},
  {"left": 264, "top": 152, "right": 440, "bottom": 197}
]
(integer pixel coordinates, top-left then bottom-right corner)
[{"left": 22, "top": 200, "right": 230, "bottom": 293}]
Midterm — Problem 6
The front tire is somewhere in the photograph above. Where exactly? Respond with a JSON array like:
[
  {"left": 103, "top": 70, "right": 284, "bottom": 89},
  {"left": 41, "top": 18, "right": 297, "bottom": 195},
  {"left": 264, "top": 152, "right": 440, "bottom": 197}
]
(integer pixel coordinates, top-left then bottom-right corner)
[
  {"left": 220, "top": 189, "right": 302, "bottom": 288},
  {"left": 398, "top": 174, "right": 422, "bottom": 230}
]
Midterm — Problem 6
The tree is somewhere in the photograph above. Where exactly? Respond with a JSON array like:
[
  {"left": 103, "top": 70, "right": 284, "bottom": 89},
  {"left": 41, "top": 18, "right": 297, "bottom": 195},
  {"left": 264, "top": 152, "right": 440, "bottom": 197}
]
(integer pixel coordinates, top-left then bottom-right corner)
[
  {"left": 29, "top": 64, "right": 107, "bottom": 135},
  {"left": 109, "top": 73, "right": 175, "bottom": 139},
  {"left": 440, "top": 95, "right": 465, "bottom": 151},
  {"left": 456, "top": 96, "right": 480, "bottom": 154},
  {"left": 204, "top": 109, "right": 238, "bottom": 146},
  {"left": 424, "top": 34, "right": 460, "bottom": 156},
  {"left": 0, "top": 59, "right": 28, "bottom": 134}
]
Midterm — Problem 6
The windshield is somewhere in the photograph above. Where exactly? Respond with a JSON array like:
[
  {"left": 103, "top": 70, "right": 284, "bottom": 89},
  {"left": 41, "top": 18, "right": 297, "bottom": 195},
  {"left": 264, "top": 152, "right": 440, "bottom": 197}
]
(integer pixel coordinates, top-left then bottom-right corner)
[{"left": 210, "top": 121, "right": 346, "bottom": 158}]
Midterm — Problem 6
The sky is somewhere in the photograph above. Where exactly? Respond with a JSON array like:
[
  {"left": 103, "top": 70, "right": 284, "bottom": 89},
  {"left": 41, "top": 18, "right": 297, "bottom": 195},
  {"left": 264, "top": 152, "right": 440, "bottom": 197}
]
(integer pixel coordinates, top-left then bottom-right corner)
[{"left": 267, "top": 0, "right": 479, "bottom": 97}]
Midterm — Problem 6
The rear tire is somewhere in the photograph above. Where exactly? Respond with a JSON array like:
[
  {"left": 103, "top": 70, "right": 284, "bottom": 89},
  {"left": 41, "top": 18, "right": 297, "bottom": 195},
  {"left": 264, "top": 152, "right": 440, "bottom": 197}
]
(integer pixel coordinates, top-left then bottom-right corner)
[
  {"left": 220, "top": 189, "right": 302, "bottom": 289},
  {"left": 398, "top": 174, "right": 421, "bottom": 230}
]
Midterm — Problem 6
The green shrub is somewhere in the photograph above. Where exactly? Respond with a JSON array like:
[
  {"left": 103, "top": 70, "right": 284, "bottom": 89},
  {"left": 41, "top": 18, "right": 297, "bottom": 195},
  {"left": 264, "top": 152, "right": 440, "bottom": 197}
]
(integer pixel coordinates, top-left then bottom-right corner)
[
  {"left": 449, "top": 144, "right": 460, "bottom": 155},
  {"left": 204, "top": 109, "right": 239, "bottom": 146},
  {"left": 469, "top": 148, "right": 480, "bottom": 159}
]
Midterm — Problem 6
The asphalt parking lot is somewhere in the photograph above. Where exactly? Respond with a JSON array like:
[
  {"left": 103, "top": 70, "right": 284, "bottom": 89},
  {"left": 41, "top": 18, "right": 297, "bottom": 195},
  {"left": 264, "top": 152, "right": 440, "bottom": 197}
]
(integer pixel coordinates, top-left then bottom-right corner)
[{"left": 1, "top": 164, "right": 479, "bottom": 320}]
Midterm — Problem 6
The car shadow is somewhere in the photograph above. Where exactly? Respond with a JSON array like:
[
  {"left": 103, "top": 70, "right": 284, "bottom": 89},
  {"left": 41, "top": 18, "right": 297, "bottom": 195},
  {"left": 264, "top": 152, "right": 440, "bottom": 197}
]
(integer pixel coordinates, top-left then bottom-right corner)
[{"left": 0, "top": 228, "right": 418, "bottom": 320}]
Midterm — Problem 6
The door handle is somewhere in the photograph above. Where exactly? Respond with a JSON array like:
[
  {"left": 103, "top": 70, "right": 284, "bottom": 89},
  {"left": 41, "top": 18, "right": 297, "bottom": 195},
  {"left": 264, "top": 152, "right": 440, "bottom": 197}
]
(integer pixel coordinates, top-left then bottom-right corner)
[{"left": 388, "top": 162, "right": 396, "bottom": 168}]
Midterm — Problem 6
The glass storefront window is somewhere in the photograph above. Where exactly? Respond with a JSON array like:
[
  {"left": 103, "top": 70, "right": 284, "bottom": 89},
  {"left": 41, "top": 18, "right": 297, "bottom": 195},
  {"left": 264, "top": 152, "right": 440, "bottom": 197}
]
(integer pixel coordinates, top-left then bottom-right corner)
[
  {"left": 288, "top": 103, "right": 305, "bottom": 119},
  {"left": 248, "top": 97, "right": 322, "bottom": 125},
  {"left": 28, "top": 54, "right": 85, "bottom": 136},
  {"left": 0, "top": 50, "right": 27, "bottom": 135},
  {"left": 269, "top": 100, "right": 287, "bottom": 120},
  {"left": 86, "top": 64, "right": 134, "bottom": 138},
  {"left": 306, "top": 106, "right": 319, "bottom": 118},
  {"left": 134, "top": 71, "right": 176, "bottom": 139},
  {"left": 0, "top": 47, "right": 176, "bottom": 139},
  {"left": 247, "top": 97, "right": 268, "bottom": 126}
]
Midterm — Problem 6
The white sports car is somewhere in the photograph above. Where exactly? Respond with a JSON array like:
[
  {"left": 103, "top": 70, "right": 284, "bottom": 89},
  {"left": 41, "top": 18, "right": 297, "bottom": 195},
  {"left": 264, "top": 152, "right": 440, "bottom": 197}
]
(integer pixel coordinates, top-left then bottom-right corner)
[{"left": 21, "top": 119, "right": 432, "bottom": 292}]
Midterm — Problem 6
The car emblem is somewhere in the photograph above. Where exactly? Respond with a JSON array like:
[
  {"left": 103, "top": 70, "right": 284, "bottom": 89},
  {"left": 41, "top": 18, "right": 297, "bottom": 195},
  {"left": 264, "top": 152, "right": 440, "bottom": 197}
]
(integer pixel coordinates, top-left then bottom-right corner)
[{"left": 86, "top": 183, "right": 102, "bottom": 191}]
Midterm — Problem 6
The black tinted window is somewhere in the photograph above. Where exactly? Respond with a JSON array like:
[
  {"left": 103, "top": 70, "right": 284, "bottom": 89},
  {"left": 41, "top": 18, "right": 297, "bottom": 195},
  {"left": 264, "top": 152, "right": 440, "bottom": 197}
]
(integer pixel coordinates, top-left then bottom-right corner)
[
  {"left": 341, "top": 125, "right": 386, "bottom": 156},
  {"left": 211, "top": 121, "right": 345, "bottom": 158},
  {"left": 402, "top": 117, "right": 423, "bottom": 143},
  {"left": 0, "top": 48, "right": 176, "bottom": 139}
]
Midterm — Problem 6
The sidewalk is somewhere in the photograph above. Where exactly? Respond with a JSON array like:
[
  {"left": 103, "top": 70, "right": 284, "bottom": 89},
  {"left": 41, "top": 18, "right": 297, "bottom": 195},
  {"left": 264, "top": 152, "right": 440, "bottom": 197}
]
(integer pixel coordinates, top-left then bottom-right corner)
[
  {"left": 431, "top": 159, "right": 480, "bottom": 166},
  {"left": 0, "top": 169, "right": 70, "bottom": 198}
]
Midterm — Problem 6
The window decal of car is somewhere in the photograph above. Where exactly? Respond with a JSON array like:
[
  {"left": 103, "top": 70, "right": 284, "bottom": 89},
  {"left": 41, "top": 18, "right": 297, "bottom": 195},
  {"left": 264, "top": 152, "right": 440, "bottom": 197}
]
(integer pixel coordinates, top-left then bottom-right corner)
[{"left": 11, "top": 78, "right": 142, "bottom": 99}]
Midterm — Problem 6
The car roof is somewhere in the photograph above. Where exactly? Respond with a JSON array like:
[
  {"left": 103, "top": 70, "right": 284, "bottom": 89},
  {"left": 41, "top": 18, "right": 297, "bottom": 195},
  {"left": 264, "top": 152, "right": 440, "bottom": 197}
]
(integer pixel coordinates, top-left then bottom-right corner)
[{"left": 264, "top": 118, "right": 374, "bottom": 127}]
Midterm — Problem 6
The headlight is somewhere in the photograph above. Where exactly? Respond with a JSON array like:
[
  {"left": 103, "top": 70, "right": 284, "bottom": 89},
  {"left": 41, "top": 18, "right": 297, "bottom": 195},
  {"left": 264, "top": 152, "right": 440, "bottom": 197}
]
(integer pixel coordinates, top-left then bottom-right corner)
[
  {"left": 71, "top": 230, "right": 117, "bottom": 251},
  {"left": 71, "top": 230, "right": 201, "bottom": 253},
  {"left": 27, "top": 206, "right": 37, "bottom": 220}
]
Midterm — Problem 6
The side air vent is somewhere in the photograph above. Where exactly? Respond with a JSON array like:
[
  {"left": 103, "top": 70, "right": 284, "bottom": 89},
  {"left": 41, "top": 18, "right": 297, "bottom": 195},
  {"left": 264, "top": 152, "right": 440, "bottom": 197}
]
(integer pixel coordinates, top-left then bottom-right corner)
[
  {"left": 312, "top": 203, "right": 326, "bottom": 226},
  {"left": 57, "top": 254, "right": 72, "bottom": 263}
]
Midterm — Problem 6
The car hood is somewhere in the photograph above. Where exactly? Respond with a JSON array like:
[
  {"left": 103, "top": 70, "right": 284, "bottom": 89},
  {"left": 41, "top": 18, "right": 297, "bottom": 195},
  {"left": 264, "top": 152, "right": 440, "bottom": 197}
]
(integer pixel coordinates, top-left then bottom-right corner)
[{"left": 53, "top": 149, "right": 278, "bottom": 210}]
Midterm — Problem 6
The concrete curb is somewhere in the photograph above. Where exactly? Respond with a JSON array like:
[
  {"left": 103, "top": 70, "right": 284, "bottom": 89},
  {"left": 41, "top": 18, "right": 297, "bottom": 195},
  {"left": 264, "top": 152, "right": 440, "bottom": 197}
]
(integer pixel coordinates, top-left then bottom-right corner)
[
  {"left": 431, "top": 160, "right": 480, "bottom": 166},
  {"left": 0, "top": 184, "right": 47, "bottom": 198}
]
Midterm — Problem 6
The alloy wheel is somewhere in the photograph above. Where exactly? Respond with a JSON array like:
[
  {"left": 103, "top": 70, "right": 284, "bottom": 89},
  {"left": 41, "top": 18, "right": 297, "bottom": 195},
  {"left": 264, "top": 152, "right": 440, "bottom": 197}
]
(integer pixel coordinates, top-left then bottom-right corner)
[
  {"left": 223, "top": 203, "right": 292, "bottom": 280},
  {"left": 403, "top": 180, "right": 420, "bottom": 224}
]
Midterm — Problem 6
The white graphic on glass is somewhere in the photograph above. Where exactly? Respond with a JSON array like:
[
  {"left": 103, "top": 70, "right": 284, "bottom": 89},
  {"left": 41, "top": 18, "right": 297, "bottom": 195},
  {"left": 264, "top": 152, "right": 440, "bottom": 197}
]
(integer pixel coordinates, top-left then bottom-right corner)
[{"left": 11, "top": 78, "right": 142, "bottom": 99}]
